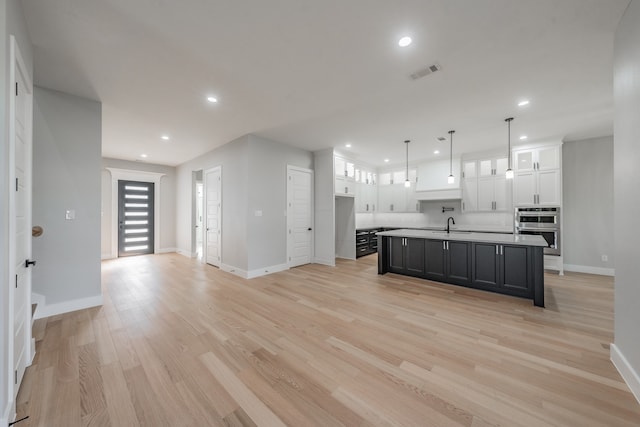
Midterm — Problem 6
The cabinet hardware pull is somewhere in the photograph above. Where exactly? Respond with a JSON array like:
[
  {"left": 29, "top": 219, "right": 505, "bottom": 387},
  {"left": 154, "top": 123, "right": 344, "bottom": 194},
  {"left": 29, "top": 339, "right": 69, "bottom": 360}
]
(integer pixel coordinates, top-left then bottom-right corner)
[
  {"left": 496, "top": 245, "right": 499, "bottom": 255},
  {"left": 500, "top": 245, "right": 503, "bottom": 255},
  {"left": 443, "top": 241, "right": 446, "bottom": 250}
]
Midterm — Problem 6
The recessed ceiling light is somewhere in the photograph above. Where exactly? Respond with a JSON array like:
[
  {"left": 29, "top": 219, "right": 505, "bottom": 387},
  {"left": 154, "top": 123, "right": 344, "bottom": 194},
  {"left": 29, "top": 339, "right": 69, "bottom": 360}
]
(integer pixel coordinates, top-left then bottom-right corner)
[
  {"left": 518, "top": 100, "right": 530, "bottom": 107},
  {"left": 519, "top": 135, "right": 528, "bottom": 140},
  {"left": 140, "top": 154, "right": 148, "bottom": 158},
  {"left": 161, "top": 135, "right": 170, "bottom": 140},
  {"left": 207, "top": 96, "right": 218, "bottom": 103},
  {"left": 398, "top": 36, "right": 412, "bottom": 47},
  {"left": 384, "top": 158, "right": 390, "bottom": 163},
  {"left": 434, "top": 150, "right": 440, "bottom": 154},
  {"left": 345, "top": 143, "right": 352, "bottom": 148}
]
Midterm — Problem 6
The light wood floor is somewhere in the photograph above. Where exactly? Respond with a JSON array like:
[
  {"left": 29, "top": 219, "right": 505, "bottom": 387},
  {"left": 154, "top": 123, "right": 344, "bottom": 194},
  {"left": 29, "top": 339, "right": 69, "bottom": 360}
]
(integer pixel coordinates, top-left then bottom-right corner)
[{"left": 16, "top": 253, "right": 640, "bottom": 426}]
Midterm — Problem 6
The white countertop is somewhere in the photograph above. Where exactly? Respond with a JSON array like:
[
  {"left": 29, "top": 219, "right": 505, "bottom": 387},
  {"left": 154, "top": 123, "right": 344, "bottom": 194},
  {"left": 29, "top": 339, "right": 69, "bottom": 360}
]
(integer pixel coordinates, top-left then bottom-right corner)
[{"left": 376, "top": 228, "right": 547, "bottom": 247}]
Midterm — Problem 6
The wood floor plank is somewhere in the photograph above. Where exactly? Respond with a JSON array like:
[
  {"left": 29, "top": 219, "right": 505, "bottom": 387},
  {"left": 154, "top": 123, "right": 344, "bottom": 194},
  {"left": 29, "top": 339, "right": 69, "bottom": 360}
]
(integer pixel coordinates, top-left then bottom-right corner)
[{"left": 13, "top": 253, "right": 640, "bottom": 426}]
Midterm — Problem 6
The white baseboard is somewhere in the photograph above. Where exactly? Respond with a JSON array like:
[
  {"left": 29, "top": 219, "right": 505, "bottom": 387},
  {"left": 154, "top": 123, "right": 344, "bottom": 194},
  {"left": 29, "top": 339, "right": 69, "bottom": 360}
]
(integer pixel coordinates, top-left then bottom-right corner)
[
  {"left": 313, "top": 257, "right": 336, "bottom": 267},
  {"left": 247, "top": 263, "right": 289, "bottom": 279},
  {"left": 176, "top": 248, "right": 193, "bottom": 258},
  {"left": 564, "top": 264, "right": 615, "bottom": 277},
  {"left": 157, "top": 247, "right": 177, "bottom": 254},
  {"left": 220, "top": 263, "right": 248, "bottom": 278},
  {"left": 611, "top": 343, "right": 640, "bottom": 404},
  {"left": 33, "top": 294, "right": 104, "bottom": 319},
  {"left": 101, "top": 253, "right": 114, "bottom": 260},
  {"left": 31, "top": 292, "right": 46, "bottom": 315}
]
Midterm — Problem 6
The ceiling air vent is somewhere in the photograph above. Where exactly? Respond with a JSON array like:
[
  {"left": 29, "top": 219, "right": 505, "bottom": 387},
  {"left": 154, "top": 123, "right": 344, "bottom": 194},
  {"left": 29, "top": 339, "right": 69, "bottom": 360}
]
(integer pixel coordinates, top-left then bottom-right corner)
[
  {"left": 410, "top": 63, "right": 441, "bottom": 80},
  {"left": 436, "top": 136, "right": 447, "bottom": 142}
]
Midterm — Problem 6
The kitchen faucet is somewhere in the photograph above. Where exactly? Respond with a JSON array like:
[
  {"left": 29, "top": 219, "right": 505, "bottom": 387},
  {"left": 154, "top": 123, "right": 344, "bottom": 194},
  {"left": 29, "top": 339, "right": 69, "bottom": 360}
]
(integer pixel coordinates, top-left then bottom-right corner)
[{"left": 446, "top": 216, "right": 455, "bottom": 233}]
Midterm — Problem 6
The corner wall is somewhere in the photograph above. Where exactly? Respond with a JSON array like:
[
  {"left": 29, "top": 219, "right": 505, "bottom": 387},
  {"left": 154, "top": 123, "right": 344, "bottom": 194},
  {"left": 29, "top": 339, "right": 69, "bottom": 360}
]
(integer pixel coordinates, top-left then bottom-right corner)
[
  {"left": 613, "top": 0, "right": 640, "bottom": 403},
  {"left": 176, "top": 135, "right": 250, "bottom": 270},
  {"left": 32, "top": 87, "right": 102, "bottom": 312},
  {"left": 246, "top": 135, "right": 313, "bottom": 271},
  {"left": 562, "top": 136, "right": 614, "bottom": 275}
]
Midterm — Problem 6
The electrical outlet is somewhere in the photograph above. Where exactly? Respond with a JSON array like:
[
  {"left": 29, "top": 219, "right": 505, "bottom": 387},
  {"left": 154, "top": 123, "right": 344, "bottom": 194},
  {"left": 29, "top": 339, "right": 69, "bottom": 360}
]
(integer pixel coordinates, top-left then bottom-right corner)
[{"left": 601, "top": 254, "right": 608, "bottom": 262}]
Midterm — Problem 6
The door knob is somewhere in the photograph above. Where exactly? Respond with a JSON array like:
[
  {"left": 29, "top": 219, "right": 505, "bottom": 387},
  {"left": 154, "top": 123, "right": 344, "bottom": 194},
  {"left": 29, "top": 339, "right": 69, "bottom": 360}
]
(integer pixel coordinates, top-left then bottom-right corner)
[{"left": 25, "top": 259, "right": 36, "bottom": 268}]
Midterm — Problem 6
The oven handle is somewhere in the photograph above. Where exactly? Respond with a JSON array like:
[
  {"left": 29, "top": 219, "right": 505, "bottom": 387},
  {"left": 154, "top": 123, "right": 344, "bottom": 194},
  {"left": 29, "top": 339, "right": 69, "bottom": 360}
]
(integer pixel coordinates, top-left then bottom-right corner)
[{"left": 516, "top": 227, "right": 559, "bottom": 232}]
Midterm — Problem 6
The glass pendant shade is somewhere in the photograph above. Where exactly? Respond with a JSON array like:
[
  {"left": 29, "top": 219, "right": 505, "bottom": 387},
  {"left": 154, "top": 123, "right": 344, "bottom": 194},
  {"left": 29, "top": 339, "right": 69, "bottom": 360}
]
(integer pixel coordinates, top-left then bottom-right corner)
[{"left": 505, "top": 117, "right": 514, "bottom": 179}]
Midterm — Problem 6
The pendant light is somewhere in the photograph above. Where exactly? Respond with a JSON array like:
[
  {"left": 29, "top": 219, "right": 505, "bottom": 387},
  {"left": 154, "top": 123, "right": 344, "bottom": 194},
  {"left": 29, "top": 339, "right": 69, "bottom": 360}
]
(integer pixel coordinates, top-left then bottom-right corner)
[
  {"left": 447, "top": 130, "right": 455, "bottom": 184},
  {"left": 505, "top": 117, "right": 514, "bottom": 179},
  {"left": 404, "top": 140, "right": 411, "bottom": 188}
]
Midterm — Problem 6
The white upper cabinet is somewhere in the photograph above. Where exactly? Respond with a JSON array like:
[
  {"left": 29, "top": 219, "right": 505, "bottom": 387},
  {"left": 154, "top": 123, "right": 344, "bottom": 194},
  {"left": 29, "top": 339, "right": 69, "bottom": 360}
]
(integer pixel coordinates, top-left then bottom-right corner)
[
  {"left": 513, "top": 143, "right": 562, "bottom": 206},
  {"left": 461, "top": 155, "right": 511, "bottom": 212},
  {"left": 377, "top": 168, "right": 418, "bottom": 212},
  {"left": 334, "top": 155, "right": 356, "bottom": 196}
]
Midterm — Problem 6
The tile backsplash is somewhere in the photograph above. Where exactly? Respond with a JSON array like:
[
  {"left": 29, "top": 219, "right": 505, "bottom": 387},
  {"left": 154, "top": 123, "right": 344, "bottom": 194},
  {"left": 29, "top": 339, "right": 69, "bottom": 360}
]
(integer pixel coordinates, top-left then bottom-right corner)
[{"left": 356, "top": 201, "right": 514, "bottom": 231}]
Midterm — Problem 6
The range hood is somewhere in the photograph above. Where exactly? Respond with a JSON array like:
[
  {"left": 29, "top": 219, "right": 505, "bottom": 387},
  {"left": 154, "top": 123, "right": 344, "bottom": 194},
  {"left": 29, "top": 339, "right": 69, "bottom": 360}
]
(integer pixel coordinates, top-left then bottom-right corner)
[{"left": 414, "top": 158, "right": 462, "bottom": 201}]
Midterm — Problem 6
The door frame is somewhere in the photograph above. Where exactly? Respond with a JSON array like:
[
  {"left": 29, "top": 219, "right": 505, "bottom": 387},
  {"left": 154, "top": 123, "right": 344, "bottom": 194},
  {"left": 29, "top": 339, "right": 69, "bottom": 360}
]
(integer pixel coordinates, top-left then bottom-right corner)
[
  {"left": 106, "top": 168, "right": 165, "bottom": 259},
  {"left": 6, "top": 34, "right": 34, "bottom": 422},
  {"left": 286, "top": 165, "right": 314, "bottom": 268},
  {"left": 203, "top": 166, "right": 222, "bottom": 267}
]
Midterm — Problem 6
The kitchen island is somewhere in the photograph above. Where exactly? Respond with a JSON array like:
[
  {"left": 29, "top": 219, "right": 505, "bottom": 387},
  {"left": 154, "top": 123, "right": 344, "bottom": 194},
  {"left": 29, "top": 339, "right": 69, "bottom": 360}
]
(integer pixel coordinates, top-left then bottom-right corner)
[{"left": 377, "top": 229, "right": 548, "bottom": 307}]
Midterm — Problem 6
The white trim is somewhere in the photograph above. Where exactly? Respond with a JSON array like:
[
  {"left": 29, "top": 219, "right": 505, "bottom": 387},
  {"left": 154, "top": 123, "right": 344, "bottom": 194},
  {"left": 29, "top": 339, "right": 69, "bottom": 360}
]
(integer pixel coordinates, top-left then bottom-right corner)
[
  {"left": 247, "top": 263, "right": 289, "bottom": 279},
  {"left": 105, "top": 168, "right": 165, "bottom": 259},
  {"left": 176, "top": 249, "right": 193, "bottom": 258},
  {"left": 563, "top": 264, "right": 615, "bottom": 277},
  {"left": 101, "top": 253, "right": 113, "bottom": 260},
  {"left": 220, "top": 263, "right": 248, "bottom": 279},
  {"left": 286, "top": 165, "right": 314, "bottom": 268},
  {"left": 203, "top": 166, "right": 222, "bottom": 267},
  {"left": 611, "top": 343, "right": 640, "bottom": 405},
  {"left": 313, "top": 257, "right": 336, "bottom": 267},
  {"left": 31, "top": 292, "right": 46, "bottom": 319},
  {"left": 157, "top": 247, "right": 177, "bottom": 254},
  {"left": 33, "top": 295, "right": 103, "bottom": 320}
]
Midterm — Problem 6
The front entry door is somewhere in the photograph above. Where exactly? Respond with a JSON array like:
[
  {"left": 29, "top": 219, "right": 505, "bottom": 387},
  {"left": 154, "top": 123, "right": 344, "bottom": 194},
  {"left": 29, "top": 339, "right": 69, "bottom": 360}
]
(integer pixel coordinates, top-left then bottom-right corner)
[
  {"left": 287, "top": 166, "right": 313, "bottom": 267},
  {"left": 205, "top": 167, "right": 222, "bottom": 267},
  {"left": 118, "top": 180, "right": 155, "bottom": 257}
]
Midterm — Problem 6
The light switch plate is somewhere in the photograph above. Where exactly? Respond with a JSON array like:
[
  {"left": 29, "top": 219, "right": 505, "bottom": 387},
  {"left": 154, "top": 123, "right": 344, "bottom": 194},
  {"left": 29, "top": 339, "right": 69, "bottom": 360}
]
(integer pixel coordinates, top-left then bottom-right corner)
[
  {"left": 65, "top": 209, "right": 75, "bottom": 220},
  {"left": 254, "top": 210, "right": 262, "bottom": 217}
]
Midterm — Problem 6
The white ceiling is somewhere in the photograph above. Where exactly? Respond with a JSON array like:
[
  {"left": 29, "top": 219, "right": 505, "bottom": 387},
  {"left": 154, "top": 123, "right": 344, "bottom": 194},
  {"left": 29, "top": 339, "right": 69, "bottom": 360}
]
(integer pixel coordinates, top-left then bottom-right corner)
[{"left": 20, "top": 0, "right": 629, "bottom": 167}]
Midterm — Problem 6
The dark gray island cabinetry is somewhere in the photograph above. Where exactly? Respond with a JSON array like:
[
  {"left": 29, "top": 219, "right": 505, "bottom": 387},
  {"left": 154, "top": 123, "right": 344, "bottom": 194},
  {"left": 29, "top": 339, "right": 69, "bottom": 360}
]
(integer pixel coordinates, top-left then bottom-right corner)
[{"left": 377, "top": 229, "right": 547, "bottom": 307}]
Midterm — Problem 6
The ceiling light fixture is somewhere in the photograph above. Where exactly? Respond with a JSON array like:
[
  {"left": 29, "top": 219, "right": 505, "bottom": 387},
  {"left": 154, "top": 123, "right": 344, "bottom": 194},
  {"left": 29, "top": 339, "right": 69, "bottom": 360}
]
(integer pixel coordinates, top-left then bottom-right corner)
[
  {"left": 345, "top": 143, "right": 352, "bottom": 148},
  {"left": 404, "top": 140, "right": 411, "bottom": 188},
  {"left": 520, "top": 135, "right": 528, "bottom": 140},
  {"left": 518, "top": 100, "right": 530, "bottom": 107},
  {"left": 434, "top": 150, "right": 440, "bottom": 155},
  {"left": 448, "top": 130, "right": 455, "bottom": 184},
  {"left": 140, "top": 154, "right": 148, "bottom": 158},
  {"left": 505, "top": 117, "right": 515, "bottom": 180},
  {"left": 398, "top": 36, "right": 412, "bottom": 47},
  {"left": 384, "top": 158, "right": 390, "bottom": 163},
  {"left": 161, "top": 135, "right": 170, "bottom": 141},
  {"left": 207, "top": 96, "right": 218, "bottom": 103}
]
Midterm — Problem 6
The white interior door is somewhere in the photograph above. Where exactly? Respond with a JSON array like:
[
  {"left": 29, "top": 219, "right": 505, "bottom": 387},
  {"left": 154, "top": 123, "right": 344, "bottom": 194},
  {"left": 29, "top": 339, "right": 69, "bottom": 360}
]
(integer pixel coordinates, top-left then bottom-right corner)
[
  {"left": 9, "top": 35, "right": 33, "bottom": 412},
  {"left": 205, "top": 167, "right": 222, "bottom": 267},
  {"left": 287, "top": 166, "right": 313, "bottom": 267}
]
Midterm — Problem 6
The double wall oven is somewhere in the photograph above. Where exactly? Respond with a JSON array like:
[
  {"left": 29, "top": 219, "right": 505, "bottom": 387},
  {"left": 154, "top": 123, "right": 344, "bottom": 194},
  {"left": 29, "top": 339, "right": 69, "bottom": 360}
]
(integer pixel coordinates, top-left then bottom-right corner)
[{"left": 514, "top": 207, "right": 561, "bottom": 256}]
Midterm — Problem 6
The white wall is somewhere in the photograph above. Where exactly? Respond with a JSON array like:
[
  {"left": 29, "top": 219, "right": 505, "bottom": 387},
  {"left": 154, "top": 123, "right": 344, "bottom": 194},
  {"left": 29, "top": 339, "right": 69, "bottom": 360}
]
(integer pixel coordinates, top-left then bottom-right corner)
[
  {"left": 176, "top": 134, "right": 313, "bottom": 274},
  {"left": 101, "top": 158, "right": 177, "bottom": 257},
  {"left": 31, "top": 87, "right": 102, "bottom": 309},
  {"left": 563, "top": 136, "right": 614, "bottom": 274},
  {"left": 1, "top": 0, "right": 32, "bottom": 420},
  {"left": 246, "top": 135, "right": 313, "bottom": 270},
  {"left": 613, "top": 0, "right": 640, "bottom": 402},
  {"left": 176, "top": 135, "right": 250, "bottom": 269}
]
